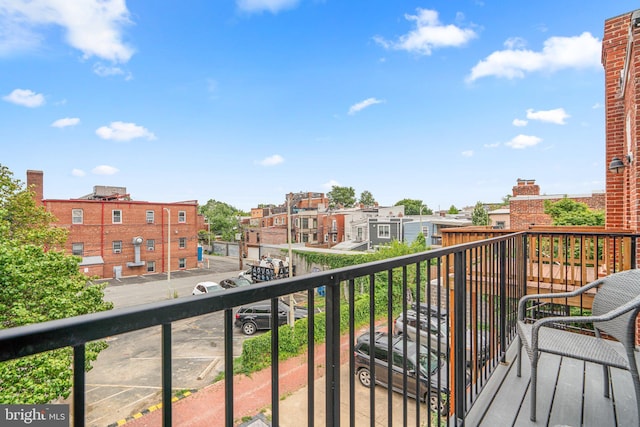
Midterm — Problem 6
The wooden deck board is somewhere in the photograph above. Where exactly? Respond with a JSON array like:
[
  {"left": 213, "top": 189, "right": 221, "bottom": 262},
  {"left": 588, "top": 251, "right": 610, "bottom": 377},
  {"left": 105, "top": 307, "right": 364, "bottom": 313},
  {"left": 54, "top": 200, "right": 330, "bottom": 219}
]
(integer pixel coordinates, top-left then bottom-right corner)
[{"left": 465, "top": 340, "right": 639, "bottom": 427}]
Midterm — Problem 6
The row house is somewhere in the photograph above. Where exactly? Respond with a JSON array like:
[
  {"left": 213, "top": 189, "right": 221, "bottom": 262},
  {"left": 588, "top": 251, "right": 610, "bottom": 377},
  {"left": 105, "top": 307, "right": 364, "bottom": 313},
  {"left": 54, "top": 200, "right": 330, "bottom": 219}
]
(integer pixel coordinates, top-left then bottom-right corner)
[{"left": 27, "top": 170, "right": 206, "bottom": 279}]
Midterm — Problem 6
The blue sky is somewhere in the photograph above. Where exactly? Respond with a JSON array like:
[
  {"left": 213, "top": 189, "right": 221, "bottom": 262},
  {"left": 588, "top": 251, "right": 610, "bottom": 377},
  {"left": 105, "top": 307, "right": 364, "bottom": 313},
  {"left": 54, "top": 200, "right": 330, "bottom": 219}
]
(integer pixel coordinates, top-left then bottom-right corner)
[{"left": 0, "top": 1, "right": 633, "bottom": 212}]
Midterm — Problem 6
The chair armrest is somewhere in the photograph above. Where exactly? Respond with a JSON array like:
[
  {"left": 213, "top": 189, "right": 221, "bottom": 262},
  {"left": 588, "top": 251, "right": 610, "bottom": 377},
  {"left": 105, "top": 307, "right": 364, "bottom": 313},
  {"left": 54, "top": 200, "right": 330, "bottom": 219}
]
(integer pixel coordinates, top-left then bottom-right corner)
[{"left": 517, "top": 278, "right": 604, "bottom": 320}]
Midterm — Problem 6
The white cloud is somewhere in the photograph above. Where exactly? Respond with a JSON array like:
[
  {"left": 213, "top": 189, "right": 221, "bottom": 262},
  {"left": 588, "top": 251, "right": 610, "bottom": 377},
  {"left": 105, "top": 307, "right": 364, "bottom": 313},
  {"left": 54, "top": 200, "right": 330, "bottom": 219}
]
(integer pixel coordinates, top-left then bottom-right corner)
[
  {"left": 484, "top": 142, "right": 500, "bottom": 148},
  {"left": 526, "top": 108, "right": 570, "bottom": 125},
  {"left": 461, "top": 150, "right": 474, "bottom": 157},
  {"left": 374, "top": 8, "right": 476, "bottom": 56},
  {"left": 504, "top": 37, "right": 526, "bottom": 50},
  {"left": 51, "top": 117, "right": 80, "bottom": 128},
  {"left": 323, "top": 179, "right": 340, "bottom": 189},
  {"left": 505, "top": 134, "right": 542, "bottom": 149},
  {"left": 95, "top": 121, "right": 156, "bottom": 141},
  {"left": 512, "top": 118, "right": 528, "bottom": 127},
  {"left": 93, "top": 63, "right": 131, "bottom": 79},
  {"left": 2, "top": 88, "right": 45, "bottom": 107},
  {"left": 0, "top": 0, "right": 134, "bottom": 62},
  {"left": 348, "top": 97, "right": 384, "bottom": 115},
  {"left": 467, "top": 32, "right": 601, "bottom": 82},
  {"left": 236, "top": 0, "right": 298, "bottom": 14},
  {"left": 92, "top": 165, "right": 119, "bottom": 175},
  {"left": 258, "top": 154, "right": 284, "bottom": 166},
  {"left": 71, "top": 168, "right": 85, "bottom": 177}
]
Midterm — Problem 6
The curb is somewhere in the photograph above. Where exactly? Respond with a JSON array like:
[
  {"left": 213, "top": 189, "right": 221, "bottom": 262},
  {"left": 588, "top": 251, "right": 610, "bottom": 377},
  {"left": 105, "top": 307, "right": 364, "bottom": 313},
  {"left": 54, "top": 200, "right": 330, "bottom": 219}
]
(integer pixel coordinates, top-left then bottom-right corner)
[{"left": 106, "top": 389, "right": 197, "bottom": 427}]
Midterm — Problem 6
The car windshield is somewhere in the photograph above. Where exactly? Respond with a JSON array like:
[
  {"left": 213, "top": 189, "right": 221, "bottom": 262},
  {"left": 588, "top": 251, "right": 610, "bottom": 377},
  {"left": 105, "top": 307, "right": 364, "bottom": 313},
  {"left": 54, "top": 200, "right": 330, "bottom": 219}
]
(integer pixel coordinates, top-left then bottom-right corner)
[{"left": 418, "top": 351, "right": 441, "bottom": 376}]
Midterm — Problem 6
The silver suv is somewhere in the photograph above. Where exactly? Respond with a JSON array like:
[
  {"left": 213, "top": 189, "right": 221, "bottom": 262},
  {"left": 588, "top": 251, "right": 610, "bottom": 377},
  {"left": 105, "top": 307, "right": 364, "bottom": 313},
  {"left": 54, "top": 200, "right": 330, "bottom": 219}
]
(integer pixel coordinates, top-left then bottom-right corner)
[{"left": 393, "top": 309, "right": 488, "bottom": 364}]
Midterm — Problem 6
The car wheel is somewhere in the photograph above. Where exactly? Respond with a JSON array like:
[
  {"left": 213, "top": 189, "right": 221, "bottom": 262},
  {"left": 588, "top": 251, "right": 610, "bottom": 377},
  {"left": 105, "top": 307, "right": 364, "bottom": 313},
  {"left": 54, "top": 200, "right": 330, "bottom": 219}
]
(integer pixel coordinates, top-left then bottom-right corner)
[
  {"left": 357, "top": 368, "right": 372, "bottom": 387},
  {"left": 242, "top": 322, "right": 257, "bottom": 335},
  {"left": 427, "top": 392, "right": 447, "bottom": 415}
]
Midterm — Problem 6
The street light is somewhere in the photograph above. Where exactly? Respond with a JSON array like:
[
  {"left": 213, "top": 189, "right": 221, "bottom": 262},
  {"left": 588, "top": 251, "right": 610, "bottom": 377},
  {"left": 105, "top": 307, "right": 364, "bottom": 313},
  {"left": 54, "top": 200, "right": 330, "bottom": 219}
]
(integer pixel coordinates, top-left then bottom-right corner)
[{"left": 164, "top": 208, "right": 171, "bottom": 283}]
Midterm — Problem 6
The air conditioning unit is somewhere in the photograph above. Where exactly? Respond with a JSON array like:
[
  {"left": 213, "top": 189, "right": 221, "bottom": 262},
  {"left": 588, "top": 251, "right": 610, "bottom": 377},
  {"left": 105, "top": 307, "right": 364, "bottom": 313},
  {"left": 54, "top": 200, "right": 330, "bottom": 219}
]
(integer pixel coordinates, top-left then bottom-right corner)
[
  {"left": 114, "top": 249, "right": 121, "bottom": 254},
  {"left": 147, "top": 219, "right": 154, "bottom": 224},
  {"left": 148, "top": 247, "right": 154, "bottom": 251}
]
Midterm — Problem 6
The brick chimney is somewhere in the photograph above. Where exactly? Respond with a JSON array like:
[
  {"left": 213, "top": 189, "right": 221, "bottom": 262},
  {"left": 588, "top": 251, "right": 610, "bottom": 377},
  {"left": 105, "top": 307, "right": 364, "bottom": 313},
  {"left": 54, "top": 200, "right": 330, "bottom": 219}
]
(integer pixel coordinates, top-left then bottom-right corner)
[
  {"left": 26, "top": 170, "right": 44, "bottom": 205},
  {"left": 512, "top": 178, "right": 540, "bottom": 197}
]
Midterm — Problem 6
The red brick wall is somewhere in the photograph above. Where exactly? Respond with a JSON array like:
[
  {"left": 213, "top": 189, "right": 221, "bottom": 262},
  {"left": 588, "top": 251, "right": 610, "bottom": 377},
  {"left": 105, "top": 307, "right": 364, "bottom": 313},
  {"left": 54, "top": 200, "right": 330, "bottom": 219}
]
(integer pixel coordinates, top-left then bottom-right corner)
[
  {"left": 26, "top": 170, "right": 43, "bottom": 205},
  {"left": 44, "top": 199, "right": 204, "bottom": 279},
  {"left": 603, "top": 10, "right": 640, "bottom": 231}
]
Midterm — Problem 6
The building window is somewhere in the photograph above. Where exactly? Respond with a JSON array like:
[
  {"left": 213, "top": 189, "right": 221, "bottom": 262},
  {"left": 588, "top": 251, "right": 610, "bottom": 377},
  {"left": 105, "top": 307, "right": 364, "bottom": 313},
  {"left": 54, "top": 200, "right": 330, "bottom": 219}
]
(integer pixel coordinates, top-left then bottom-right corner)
[
  {"left": 72, "top": 242, "right": 84, "bottom": 256},
  {"left": 301, "top": 218, "right": 309, "bottom": 228},
  {"left": 495, "top": 221, "right": 505, "bottom": 229},
  {"left": 147, "top": 261, "right": 156, "bottom": 273},
  {"left": 331, "top": 219, "right": 337, "bottom": 232},
  {"left": 179, "top": 237, "right": 186, "bottom": 248},
  {"left": 324, "top": 234, "right": 329, "bottom": 243},
  {"left": 332, "top": 234, "right": 337, "bottom": 243},
  {"left": 112, "top": 210, "right": 122, "bottom": 224},
  {"left": 178, "top": 258, "right": 186, "bottom": 269},
  {"left": 113, "top": 240, "right": 123, "bottom": 254},
  {"left": 146, "top": 210, "right": 155, "bottom": 224},
  {"left": 178, "top": 211, "right": 186, "bottom": 223},
  {"left": 147, "top": 239, "right": 155, "bottom": 251},
  {"left": 72, "top": 209, "right": 83, "bottom": 224},
  {"left": 302, "top": 233, "right": 309, "bottom": 243},
  {"left": 378, "top": 224, "right": 390, "bottom": 239}
]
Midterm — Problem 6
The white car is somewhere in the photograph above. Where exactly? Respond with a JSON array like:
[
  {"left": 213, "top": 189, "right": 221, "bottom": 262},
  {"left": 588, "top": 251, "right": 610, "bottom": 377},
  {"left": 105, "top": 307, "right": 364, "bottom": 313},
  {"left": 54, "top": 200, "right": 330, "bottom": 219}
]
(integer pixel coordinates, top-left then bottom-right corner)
[{"left": 192, "top": 281, "right": 224, "bottom": 295}]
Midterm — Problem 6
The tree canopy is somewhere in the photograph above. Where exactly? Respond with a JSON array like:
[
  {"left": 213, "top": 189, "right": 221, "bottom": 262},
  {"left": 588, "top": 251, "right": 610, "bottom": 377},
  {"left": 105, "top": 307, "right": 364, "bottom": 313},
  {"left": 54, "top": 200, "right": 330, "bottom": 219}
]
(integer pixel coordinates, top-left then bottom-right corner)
[
  {"left": 447, "top": 205, "right": 460, "bottom": 214},
  {"left": 199, "top": 199, "right": 247, "bottom": 241},
  {"left": 0, "top": 164, "right": 113, "bottom": 404},
  {"left": 394, "top": 199, "right": 432, "bottom": 216},
  {"left": 327, "top": 186, "right": 356, "bottom": 209},
  {"left": 359, "top": 190, "right": 376, "bottom": 207},
  {"left": 471, "top": 201, "right": 489, "bottom": 226},
  {"left": 543, "top": 198, "right": 605, "bottom": 226}
]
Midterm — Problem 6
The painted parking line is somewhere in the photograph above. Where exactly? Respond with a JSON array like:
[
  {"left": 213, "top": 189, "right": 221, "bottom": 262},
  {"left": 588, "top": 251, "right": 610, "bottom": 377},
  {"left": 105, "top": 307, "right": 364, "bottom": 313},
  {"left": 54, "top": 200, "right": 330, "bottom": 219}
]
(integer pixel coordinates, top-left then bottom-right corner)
[{"left": 107, "top": 389, "right": 196, "bottom": 427}]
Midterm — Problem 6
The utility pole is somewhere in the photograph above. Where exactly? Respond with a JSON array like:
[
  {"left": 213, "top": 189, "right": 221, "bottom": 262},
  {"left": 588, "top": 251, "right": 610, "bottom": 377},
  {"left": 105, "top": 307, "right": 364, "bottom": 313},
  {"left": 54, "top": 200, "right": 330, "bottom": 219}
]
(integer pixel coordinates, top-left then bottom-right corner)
[{"left": 163, "top": 208, "right": 171, "bottom": 290}]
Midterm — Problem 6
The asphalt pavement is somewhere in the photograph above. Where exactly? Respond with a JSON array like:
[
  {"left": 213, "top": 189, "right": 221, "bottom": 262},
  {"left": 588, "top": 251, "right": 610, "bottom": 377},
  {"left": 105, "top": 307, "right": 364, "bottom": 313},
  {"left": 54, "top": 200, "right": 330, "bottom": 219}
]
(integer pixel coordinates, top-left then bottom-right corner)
[{"left": 71, "top": 256, "right": 249, "bottom": 427}]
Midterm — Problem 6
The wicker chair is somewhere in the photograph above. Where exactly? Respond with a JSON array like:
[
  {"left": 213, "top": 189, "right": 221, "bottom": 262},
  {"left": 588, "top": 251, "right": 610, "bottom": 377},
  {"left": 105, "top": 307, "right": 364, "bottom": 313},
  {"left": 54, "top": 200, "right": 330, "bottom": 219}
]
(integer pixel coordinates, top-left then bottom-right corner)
[{"left": 516, "top": 269, "right": 640, "bottom": 423}]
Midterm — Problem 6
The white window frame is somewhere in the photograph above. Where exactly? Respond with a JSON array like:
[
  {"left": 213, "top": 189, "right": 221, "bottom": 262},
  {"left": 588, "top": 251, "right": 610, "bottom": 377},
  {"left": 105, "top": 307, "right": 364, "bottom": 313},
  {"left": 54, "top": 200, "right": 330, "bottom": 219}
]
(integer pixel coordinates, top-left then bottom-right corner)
[
  {"left": 178, "top": 258, "right": 186, "bottom": 269},
  {"left": 179, "top": 237, "right": 186, "bottom": 249},
  {"left": 72, "top": 209, "right": 83, "bottom": 224},
  {"left": 147, "top": 261, "right": 156, "bottom": 273},
  {"left": 147, "top": 239, "right": 155, "bottom": 251},
  {"left": 378, "top": 224, "right": 391, "bottom": 239},
  {"left": 112, "top": 210, "right": 122, "bottom": 224},
  {"left": 146, "top": 210, "right": 155, "bottom": 224},
  {"left": 113, "top": 240, "right": 123, "bottom": 254},
  {"left": 178, "top": 211, "right": 186, "bottom": 223}
]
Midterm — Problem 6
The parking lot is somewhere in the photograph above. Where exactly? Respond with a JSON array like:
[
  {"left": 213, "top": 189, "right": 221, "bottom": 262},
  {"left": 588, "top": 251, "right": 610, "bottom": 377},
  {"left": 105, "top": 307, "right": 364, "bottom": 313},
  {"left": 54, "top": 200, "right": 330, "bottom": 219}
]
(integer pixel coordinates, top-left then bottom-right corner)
[{"left": 75, "top": 257, "right": 259, "bottom": 426}]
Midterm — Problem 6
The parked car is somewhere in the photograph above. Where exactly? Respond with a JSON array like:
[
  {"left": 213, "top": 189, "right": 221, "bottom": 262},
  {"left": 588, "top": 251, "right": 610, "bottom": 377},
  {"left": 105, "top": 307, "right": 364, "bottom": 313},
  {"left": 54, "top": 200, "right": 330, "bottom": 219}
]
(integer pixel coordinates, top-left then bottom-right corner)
[
  {"left": 238, "top": 268, "right": 254, "bottom": 282},
  {"left": 219, "top": 276, "right": 252, "bottom": 289},
  {"left": 234, "top": 299, "right": 308, "bottom": 335},
  {"left": 354, "top": 331, "right": 451, "bottom": 414},
  {"left": 393, "top": 309, "right": 488, "bottom": 363},
  {"left": 192, "top": 281, "right": 224, "bottom": 295}
]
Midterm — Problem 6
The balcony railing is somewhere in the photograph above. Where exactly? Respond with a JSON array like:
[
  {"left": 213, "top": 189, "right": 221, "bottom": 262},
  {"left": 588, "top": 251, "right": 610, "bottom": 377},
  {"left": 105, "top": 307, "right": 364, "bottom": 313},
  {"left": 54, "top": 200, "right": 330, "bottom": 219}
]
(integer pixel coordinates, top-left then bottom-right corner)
[{"left": 0, "top": 230, "right": 637, "bottom": 426}]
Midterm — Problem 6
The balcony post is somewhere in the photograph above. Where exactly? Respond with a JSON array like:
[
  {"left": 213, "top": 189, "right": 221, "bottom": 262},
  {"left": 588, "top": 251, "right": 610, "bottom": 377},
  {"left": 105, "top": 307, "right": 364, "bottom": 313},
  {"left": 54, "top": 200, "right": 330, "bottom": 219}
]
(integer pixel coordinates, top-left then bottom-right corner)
[
  {"left": 162, "top": 323, "right": 172, "bottom": 427},
  {"left": 325, "top": 275, "right": 341, "bottom": 426},
  {"left": 453, "top": 251, "right": 466, "bottom": 421},
  {"left": 499, "top": 240, "right": 507, "bottom": 364}
]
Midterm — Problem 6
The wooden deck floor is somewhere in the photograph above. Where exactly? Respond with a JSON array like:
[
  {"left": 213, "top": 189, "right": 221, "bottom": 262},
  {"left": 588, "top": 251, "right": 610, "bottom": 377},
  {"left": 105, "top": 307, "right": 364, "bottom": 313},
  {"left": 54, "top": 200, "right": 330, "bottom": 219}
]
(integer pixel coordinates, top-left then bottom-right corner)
[{"left": 465, "top": 339, "right": 639, "bottom": 427}]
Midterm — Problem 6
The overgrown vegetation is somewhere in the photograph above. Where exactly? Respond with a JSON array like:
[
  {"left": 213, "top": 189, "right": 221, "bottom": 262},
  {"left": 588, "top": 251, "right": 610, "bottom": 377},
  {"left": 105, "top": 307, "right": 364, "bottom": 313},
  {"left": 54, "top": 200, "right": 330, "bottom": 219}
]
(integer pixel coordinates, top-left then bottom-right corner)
[{"left": 235, "top": 239, "right": 432, "bottom": 375}]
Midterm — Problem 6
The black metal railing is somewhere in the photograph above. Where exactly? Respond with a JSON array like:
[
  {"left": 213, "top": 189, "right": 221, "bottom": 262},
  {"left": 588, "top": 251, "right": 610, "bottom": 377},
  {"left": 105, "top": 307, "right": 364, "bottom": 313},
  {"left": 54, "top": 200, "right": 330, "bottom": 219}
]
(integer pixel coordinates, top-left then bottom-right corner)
[{"left": 1, "top": 230, "right": 634, "bottom": 426}]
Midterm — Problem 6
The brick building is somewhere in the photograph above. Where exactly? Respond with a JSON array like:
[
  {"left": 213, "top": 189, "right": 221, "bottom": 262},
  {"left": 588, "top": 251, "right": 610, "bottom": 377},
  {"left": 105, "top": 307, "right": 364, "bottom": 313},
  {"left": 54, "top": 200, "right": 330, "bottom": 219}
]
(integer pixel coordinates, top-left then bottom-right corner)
[
  {"left": 602, "top": 9, "right": 640, "bottom": 231},
  {"left": 27, "top": 170, "right": 206, "bottom": 279},
  {"left": 509, "top": 179, "right": 605, "bottom": 230}
]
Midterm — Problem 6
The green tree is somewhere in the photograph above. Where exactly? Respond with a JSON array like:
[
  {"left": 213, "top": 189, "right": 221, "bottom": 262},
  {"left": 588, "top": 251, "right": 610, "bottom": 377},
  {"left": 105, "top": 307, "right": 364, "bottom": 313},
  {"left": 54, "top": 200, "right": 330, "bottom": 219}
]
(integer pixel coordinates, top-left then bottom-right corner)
[
  {"left": 359, "top": 190, "right": 376, "bottom": 207},
  {"left": 543, "top": 198, "right": 605, "bottom": 226},
  {"left": 327, "top": 186, "right": 356, "bottom": 209},
  {"left": 199, "top": 200, "right": 247, "bottom": 241},
  {"left": 471, "top": 201, "right": 489, "bottom": 226},
  {"left": 394, "top": 199, "right": 432, "bottom": 216},
  {"left": 447, "top": 205, "right": 459, "bottom": 214},
  {"left": 0, "top": 164, "right": 113, "bottom": 404}
]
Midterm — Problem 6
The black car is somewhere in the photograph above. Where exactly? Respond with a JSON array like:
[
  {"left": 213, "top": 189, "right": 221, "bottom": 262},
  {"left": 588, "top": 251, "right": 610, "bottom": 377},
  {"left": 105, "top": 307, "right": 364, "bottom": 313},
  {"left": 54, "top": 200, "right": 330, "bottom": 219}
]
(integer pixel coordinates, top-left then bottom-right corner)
[
  {"left": 234, "top": 299, "right": 308, "bottom": 335},
  {"left": 354, "top": 331, "right": 453, "bottom": 414}
]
